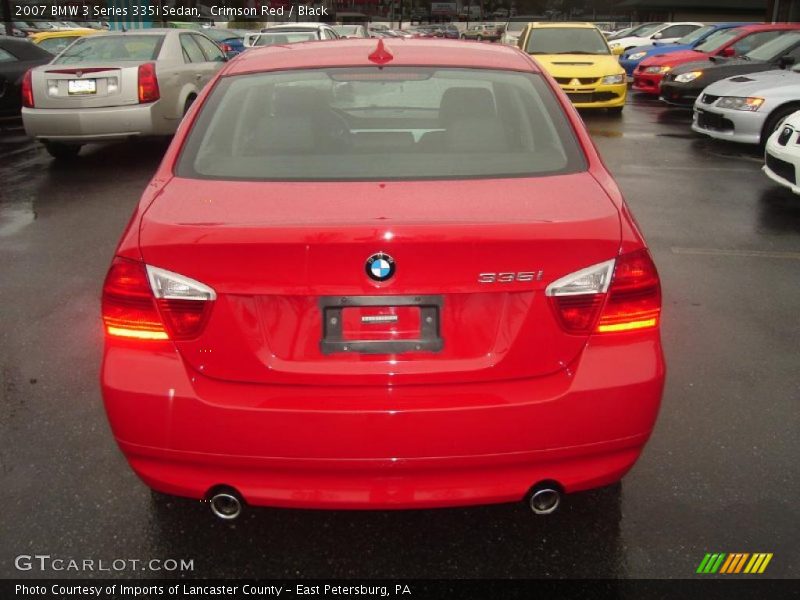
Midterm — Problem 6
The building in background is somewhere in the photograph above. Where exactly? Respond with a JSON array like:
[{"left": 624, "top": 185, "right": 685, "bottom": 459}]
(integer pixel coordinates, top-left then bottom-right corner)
[
  {"left": 614, "top": 0, "right": 766, "bottom": 21},
  {"left": 767, "top": 0, "right": 800, "bottom": 20}
]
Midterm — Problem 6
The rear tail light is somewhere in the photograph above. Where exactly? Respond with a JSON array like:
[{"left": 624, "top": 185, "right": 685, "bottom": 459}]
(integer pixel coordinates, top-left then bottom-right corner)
[
  {"left": 102, "top": 257, "right": 215, "bottom": 341},
  {"left": 219, "top": 42, "right": 232, "bottom": 53},
  {"left": 137, "top": 63, "right": 160, "bottom": 104},
  {"left": 21, "top": 69, "right": 34, "bottom": 108},
  {"left": 546, "top": 249, "right": 661, "bottom": 335}
]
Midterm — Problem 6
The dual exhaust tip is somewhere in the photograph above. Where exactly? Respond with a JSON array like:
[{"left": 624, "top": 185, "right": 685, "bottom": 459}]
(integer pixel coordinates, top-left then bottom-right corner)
[
  {"left": 528, "top": 486, "right": 561, "bottom": 515},
  {"left": 206, "top": 482, "right": 562, "bottom": 520},
  {"left": 209, "top": 489, "right": 243, "bottom": 521}
]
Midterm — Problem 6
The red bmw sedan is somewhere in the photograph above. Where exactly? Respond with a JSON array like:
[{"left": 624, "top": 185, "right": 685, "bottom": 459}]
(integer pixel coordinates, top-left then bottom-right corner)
[{"left": 101, "top": 39, "right": 665, "bottom": 519}]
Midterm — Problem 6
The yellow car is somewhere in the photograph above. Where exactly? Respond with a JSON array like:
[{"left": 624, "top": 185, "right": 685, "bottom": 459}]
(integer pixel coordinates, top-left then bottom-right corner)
[
  {"left": 29, "top": 29, "right": 100, "bottom": 56},
  {"left": 517, "top": 22, "right": 627, "bottom": 113}
]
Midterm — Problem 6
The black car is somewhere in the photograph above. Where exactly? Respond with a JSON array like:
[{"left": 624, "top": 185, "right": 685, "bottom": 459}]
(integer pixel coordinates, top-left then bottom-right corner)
[
  {"left": 0, "top": 37, "right": 52, "bottom": 118},
  {"left": 660, "top": 29, "right": 800, "bottom": 107}
]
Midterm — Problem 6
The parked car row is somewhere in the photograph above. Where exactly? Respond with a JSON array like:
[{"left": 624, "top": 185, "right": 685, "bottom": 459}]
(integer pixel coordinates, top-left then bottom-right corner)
[{"left": 618, "top": 23, "right": 800, "bottom": 196}]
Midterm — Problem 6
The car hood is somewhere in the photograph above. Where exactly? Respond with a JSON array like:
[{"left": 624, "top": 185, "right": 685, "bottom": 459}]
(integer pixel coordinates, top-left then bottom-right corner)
[
  {"left": 671, "top": 57, "right": 766, "bottom": 76},
  {"left": 534, "top": 54, "right": 623, "bottom": 77},
  {"left": 639, "top": 49, "right": 708, "bottom": 67},
  {"left": 703, "top": 68, "right": 800, "bottom": 96}
]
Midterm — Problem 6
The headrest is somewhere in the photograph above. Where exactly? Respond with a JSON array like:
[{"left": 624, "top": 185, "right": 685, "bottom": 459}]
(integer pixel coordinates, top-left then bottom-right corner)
[{"left": 439, "top": 87, "right": 496, "bottom": 127}]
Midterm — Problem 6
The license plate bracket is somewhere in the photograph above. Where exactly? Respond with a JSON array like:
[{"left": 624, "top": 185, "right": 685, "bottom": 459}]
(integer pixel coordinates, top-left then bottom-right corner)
[
  {"left": 320, "top": 295, "right": 443, "bottom": 355},
  {"left": 68, "top": 79, "right": 96, "bottom": 95}
]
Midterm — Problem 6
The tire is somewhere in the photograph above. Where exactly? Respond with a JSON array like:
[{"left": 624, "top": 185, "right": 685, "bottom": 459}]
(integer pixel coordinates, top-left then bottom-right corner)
[
  {"left": 460, "top": 34, "right": 466, "bottom": 39},
  {"left": 44, "top": 142, "right": 81, "bottom": 160},
  {"left": 761, "top": 103, "right": 800, "bottom": 147},
  {"left": 477, "top": 35, "right": 483, "bottom": 41}
]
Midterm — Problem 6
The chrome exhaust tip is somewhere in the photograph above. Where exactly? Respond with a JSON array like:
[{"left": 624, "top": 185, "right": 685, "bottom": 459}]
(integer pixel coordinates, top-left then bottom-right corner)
[
  {"left": 529, "top": 487, "right": 561, "bottom": 515},
  {"left": 209, "top": 490, "right": 243, "bottom": 520}
]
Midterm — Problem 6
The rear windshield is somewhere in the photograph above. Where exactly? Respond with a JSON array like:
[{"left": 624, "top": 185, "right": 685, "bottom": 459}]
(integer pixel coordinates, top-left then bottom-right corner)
[
  {"left": 54, "top": 34, "right": 164, "bottom": 63},
  {"left": 176, "top": 67, "right": 585, "bottom": 181},
  {"left": 253, "top": 32, "right": 317, "bottom": 46},
  {"left": 37, "top": 36, "right": 81, "bottom": 55},
  {"left": 526, "top": 28, "right": 609, "bottom": 55}
]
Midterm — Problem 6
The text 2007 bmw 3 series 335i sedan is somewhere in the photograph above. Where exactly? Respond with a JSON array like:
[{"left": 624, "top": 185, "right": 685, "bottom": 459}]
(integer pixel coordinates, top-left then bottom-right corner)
[{"left": 100, "top": 39, "right": 665, "bottom": 517}]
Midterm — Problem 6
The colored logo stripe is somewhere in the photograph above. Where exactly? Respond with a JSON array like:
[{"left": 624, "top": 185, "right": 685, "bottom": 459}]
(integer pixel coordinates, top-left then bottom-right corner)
[
  {"left": 697, "top": 553, "right": 773, "bottom": 574},
  {"left": 745, "top": 553, "right": 773, "bottom": 574}
]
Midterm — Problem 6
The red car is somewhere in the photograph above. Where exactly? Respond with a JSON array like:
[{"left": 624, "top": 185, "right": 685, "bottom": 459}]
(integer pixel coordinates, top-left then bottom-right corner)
[
  {"left": 633, "top": 24, "right": 800, "bottom": 96},
  {"left": 101, "top": 39, "right": 665, "bottom": 519}
]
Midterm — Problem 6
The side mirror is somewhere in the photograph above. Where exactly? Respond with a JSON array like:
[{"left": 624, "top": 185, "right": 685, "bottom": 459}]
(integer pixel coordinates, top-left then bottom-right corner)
[
  {"left": 652, "top": 32, "right": 663, "bottom": 40},
  {"left": 719, "top": 46, "right": 735, "bottom": 58},
  {"left": 612, "top": 45, "right": 624, "bottom": 56},
  {"left": 778, "top": 55, "right": 797, "bottom": 69}
]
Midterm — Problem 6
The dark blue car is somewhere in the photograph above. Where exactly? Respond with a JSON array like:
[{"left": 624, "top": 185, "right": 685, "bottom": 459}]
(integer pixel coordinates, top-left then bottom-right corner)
[{"left": 619, "top": 23, "right": 752, "bottom": 75}]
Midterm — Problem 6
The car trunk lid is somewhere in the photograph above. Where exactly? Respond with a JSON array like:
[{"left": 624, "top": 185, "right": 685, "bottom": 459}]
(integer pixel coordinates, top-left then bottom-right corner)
[
  {"left": 138, "top": 175, "right": 621, "bottom": 386},
  {"left": 31, "top": 61, "right": 149, "bottom": 109}
]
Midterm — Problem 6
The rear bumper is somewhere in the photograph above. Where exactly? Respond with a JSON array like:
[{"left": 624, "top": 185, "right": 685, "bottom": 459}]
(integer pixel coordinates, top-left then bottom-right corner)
[
  {"left": 21, "top": 102, "right": 174, "bottom": 142},
  {"left": 102, "top": 335, "right": 665, "bottom": 509}
]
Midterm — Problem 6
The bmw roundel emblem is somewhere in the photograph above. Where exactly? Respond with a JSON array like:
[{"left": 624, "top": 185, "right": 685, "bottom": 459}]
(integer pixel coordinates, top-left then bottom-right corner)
[{"left": 365, "top": 252, "right": 395, "bottom": 282}]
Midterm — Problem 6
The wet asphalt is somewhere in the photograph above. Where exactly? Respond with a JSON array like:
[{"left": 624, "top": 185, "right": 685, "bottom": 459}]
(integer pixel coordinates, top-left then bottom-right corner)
[{"left": 0, "top": 94, "right": 798, "bottom": 580}]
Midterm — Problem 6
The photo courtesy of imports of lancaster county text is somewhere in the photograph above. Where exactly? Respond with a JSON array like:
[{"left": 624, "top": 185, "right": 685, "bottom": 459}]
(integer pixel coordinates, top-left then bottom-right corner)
[{"left": 1, "top": 0, "right": 800, "bottom": 598}]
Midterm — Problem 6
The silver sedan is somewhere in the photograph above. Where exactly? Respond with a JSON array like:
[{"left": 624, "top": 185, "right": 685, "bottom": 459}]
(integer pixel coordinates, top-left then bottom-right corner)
[
  {"left": 22, "top": 28, "right": 227, "bottom": 159},
  {"left": 692, "top": 64, "right": 800, "bottom": 146}
]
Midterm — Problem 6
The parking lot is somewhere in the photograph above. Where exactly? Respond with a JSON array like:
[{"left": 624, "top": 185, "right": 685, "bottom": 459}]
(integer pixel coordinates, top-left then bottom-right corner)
[{"left": 1, "top": 94, "right": 799, "bottom": 579}]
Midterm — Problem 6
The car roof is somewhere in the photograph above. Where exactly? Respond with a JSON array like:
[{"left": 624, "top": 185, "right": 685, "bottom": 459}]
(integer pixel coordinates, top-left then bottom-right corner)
[
  {"left": 91, "top": 28, "right": 173, "bottom": 35},
  {"left": 260, "top": 28, "right": 320, "bottom": 33},
  {"left": 225, "top": 38, "right": 537, "bottom": 76},
  {"left": 267, "top": 22, "right": 329, "bottom": 30},
  {"left": 734, "top": 23, "right": 800, "bottom": 32}
]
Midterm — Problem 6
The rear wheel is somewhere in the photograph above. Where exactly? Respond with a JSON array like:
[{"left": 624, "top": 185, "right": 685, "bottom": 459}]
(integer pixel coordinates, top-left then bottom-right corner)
[{"left": 44, "top": 142, "right": 81, "bottom": 160}]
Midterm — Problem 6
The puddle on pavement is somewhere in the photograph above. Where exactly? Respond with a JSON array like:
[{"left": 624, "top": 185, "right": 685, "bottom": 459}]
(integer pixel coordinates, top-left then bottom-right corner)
[{"left": 0, "top": 201, "right": 36, "bottom": 237}]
